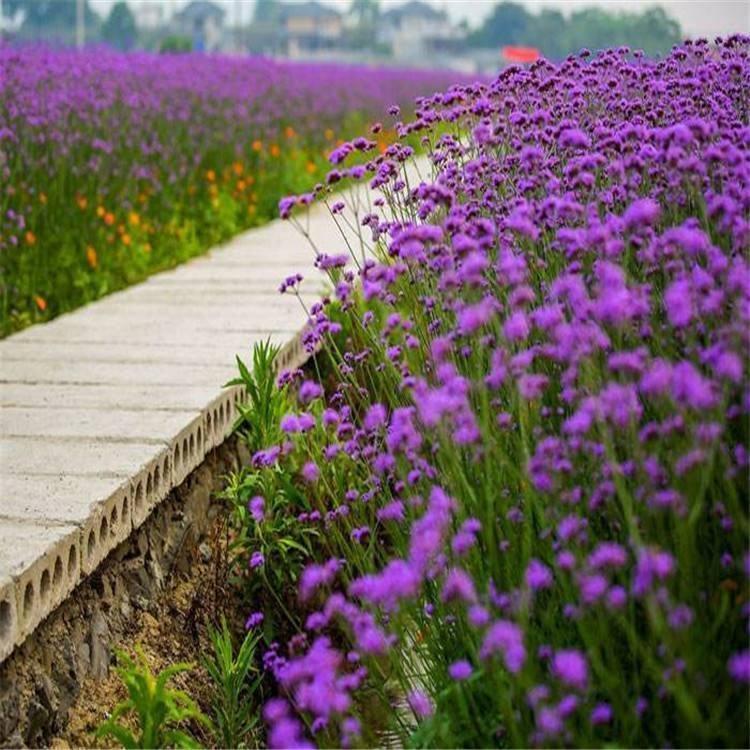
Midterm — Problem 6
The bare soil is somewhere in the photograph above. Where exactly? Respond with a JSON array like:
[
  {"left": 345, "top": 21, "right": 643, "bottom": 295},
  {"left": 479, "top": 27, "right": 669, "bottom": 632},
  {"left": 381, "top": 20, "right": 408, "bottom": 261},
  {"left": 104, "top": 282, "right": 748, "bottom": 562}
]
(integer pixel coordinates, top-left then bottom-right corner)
[{"left": 51, "top": 518, "right": 245, "bottom": 749}]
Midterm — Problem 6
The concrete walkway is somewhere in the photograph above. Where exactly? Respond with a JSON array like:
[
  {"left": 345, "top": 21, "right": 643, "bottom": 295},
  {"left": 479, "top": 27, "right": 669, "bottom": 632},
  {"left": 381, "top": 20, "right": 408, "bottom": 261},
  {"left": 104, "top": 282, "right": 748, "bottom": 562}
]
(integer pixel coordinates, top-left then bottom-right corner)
[{"left": 0, "top": 190, "right": 371, "bottom": 662}]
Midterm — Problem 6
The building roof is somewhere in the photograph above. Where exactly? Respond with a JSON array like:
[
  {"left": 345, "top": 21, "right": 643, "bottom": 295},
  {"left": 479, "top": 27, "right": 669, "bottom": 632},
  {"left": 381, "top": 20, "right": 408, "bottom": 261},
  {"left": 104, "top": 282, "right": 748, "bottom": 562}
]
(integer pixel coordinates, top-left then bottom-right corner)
[
  {"left": 175, "top": 1, "right": 226, "bottom": 23},
  {"left": 382, "top": 1, "right": 447, "bottom": 24},
  {"left": 279, "top": 1, "right": 341, "bottom": 21}
]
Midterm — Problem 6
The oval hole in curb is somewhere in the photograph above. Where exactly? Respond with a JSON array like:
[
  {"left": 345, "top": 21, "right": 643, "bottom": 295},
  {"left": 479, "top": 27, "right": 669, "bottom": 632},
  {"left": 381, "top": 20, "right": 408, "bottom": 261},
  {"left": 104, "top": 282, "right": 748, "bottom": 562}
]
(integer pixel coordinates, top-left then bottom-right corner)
[
  {"left": 53, "top": 557, "right": 63, "bottom": 591},
  {"left": 40, "top": 570, "right": 51, "bottom": 604},
  {"left": 23, "top": 582, "right": 34, "bottom": 619},
  {"left": 67, "top": 546, "right": 77, "bottom": 576},
  {"left": 134, "top": 481, "right": 144, "bottom": 511},
  {"left": 87, "top": 530, "right": 96, "bottom": 561},
  {"left": 0, "top": 600, "right": 11, "bottom": 639}
]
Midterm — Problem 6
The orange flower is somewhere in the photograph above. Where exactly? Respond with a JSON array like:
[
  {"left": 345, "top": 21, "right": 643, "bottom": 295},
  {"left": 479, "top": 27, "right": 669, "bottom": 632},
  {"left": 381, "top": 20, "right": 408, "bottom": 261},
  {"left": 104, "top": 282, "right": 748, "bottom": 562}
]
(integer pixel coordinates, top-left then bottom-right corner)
[
  {"left": 104, "top": 212, "right": 115, "bottom": 226},
  {"left": 236, "top": 179, "right": 246, "bottom": 191},
  {"left": 25, "top": 231, "right": 36, "bottom": 246},
  {"left": 122, "top": 233, "right": 131, "bottom": 246},
  {"left": 252, "top": 140, "right": 262, "bottom": 152},
  {"left": 285, "top": 125, "right": 296, "bottom": 139},
  {"left": 86, "top": 245, "right": 97, "bottom": 269},
  {"left": 247, "top": 175, "right": 255, "bottom": 186},
  {"left": 78, "top": 196, "right": 89, "bottom": 210},
  {"left": 128, "top": 211, "right": 140, "bottom": 227},
  {"left": 270, "top": 144, "right": 280, "bottom": 158},
  {"left": 96, "top": 205, "right": 104, "bottom": 217},
  {"left": 324, "top": 128, "right": 334, "bottom": 141},
  {"left": 306, "top": 161, "right": 317, "bottom": 174},
  {"left": 232, "top": 161, "right": 244, "bottom": 176},
  {"left": 34, "top": 295, "right": 46, "bottom": 312},
  {"left": 247, "top": 204, "right": 256, "bottom": 216},
  {"left": 39, "top": 192, "right": 47, "bottom": 205},
  {"left": 205, "top": 169, "right": 216, "bottom": 183}
]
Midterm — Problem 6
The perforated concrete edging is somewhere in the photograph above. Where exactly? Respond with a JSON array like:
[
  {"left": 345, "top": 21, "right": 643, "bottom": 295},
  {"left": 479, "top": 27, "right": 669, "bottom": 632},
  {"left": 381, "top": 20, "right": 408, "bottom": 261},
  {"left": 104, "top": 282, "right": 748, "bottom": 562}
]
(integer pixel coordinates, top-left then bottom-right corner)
[{"left": 0, "top": 190, "right": 369, "bottom": 666}]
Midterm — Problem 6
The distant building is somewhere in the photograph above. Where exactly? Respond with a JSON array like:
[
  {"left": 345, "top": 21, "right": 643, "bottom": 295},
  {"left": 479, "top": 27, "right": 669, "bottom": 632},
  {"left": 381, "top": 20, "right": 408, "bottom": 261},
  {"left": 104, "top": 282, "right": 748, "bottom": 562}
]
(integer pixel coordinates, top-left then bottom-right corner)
[
  {"left": 173, "top": 0, "right": 226, "bottom": 52},
  {"left": 279, "top": 1, "right": 344, "bottom": 58},
  {"left": 378, "top": 0, "right": 456, "bottom": 62}
]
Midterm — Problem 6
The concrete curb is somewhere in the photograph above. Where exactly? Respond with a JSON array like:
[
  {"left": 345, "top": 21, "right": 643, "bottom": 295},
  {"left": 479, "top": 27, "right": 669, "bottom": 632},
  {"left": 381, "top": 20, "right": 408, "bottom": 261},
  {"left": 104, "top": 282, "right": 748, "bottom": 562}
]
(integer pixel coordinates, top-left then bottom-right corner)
[{"left": 0, "top": 196, "right": 359, "bottom": 663}]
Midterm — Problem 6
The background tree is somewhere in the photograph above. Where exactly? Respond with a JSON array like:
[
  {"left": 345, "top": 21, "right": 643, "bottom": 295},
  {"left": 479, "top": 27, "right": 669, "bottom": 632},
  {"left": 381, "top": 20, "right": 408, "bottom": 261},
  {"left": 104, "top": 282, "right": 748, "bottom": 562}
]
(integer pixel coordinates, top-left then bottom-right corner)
[
  {"left": 101, "top": 1, "right": 137, "bottom": 51},
  {"left": 471, "top": 1, "right": 682, "bottom": 60},
  {"left": 347, "top": 0, "right": 381, "bottom": 51},
  {"left": 253, "top": 0, "right": 281, "bottom": 25},
  {"left": 470, "top": 2, "right": 530, "bottom": 48},
  {"left": 3, "top": 0, "right": 99, "bottom": 43}
]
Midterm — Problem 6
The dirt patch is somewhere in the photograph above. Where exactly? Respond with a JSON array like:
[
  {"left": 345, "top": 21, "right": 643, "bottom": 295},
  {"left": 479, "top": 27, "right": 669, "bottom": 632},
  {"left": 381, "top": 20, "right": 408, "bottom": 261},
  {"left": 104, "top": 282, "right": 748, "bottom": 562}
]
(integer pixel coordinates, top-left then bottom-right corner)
[{"left": 54, "top": 518, "right": 244, "bottom": 749}]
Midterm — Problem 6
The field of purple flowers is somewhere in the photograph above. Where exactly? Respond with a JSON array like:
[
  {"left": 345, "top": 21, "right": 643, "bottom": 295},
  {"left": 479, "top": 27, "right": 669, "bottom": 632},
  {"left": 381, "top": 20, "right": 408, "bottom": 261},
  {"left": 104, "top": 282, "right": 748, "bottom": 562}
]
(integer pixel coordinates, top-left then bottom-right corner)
[
  {"left": 0, "top": 47, "right": 462, "bottom": 334},
  {"left": 223, "top": 35, "right": 750, "bottom": 749}
]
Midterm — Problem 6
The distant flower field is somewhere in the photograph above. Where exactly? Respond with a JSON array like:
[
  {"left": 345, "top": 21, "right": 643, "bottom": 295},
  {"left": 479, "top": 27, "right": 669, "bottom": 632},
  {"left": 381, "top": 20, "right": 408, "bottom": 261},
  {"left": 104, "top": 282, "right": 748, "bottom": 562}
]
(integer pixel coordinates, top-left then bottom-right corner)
[{"left": 0, "top": 48, "right": 463, "bottom": 335}]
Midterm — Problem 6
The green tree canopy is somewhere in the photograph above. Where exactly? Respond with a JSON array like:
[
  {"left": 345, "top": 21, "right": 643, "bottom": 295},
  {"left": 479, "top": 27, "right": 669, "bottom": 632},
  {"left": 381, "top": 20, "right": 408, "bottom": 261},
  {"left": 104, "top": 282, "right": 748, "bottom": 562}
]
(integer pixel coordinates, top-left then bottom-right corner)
[
  {"left": 470, "top": 2, "right": 530, "bottom": 48},
  {"left": 101, "top": 1, "right": 137, "bottom": 51},
  {"left": 253, "top": 0, "right": 281, "bottom": 24},
  {"left": 471, "top": 1, "right": 682, "bottom": 60}
]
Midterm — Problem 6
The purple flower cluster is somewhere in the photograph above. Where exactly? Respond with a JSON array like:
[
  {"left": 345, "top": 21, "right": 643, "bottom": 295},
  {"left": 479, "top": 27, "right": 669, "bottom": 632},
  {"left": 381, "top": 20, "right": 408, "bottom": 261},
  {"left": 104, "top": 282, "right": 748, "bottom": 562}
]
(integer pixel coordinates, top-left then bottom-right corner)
[{"left": 248, "top": 36, "right": 749, "bottom": 749}]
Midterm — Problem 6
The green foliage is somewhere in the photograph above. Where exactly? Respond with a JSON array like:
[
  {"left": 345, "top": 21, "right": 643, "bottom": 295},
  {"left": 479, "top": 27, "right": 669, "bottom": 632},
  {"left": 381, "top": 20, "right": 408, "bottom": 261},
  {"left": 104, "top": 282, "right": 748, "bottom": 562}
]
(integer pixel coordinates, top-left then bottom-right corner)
[
  {"left": 226, "top": 339, "right": 289, "bottom": 453},
  {"left": 204, "top": 620, "right": 262, "bottom": 749},
  {"left": 96, "top": 648, "right": 208, "bottom": 749},
  {"left": 222, "top": 341, "right": 319, "bottom": 624},
  {"left": 159, "top": 35, "right": 192, "bottom": 54},
  {"left": 471, "top": 1, "right": 682, "bottom": 59},
  {"left": 102, "top": 1, "right": 137, "bottom": 51},
  {"left": 470, "top": 1, "right": 529, "bottom": 48}
]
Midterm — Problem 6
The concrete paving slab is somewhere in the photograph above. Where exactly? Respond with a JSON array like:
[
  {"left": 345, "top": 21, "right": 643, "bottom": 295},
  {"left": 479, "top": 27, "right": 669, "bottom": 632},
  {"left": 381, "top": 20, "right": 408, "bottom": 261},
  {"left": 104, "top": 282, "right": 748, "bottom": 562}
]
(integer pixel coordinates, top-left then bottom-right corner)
[
  {"left": 0, "top": 338, "right": 293, "bottom": 365},
  {"left": 0, "top": 437, "right": 166, "bottom": 478},
  {"left": 0, "top": 383, "right": 231, "bottom": 411}
]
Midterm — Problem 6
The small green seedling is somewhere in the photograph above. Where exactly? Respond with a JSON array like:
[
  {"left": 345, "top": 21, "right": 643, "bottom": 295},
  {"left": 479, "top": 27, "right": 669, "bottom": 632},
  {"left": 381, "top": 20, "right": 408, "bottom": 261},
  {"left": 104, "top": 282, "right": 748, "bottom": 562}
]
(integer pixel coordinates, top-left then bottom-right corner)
[
  {"left": 204, "top": 619, "right": 263, "bottom": 749},
  {"left": 96, "top": 647, "right": 208, "bottom": 749}
]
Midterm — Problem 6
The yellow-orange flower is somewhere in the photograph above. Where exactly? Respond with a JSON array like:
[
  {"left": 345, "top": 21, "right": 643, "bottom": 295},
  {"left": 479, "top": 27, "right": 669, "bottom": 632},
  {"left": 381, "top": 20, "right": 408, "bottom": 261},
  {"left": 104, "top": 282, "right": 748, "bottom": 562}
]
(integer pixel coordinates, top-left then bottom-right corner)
[
  {"left": 247, "top": 204, "right": 256, "bottom": 216},
  {"left": 128, "top": 211, "right": 140, "bottom": 227},
  {"left": 252, "top": 140, "right": 262, "bottom": 152},
  {"left": 96, "top": 205, "right": 104, "bottom": 217},
  {"left": 236, "top": 179, "right": 246, "bottom": 191},
  {"left": 205, "top": 169, "right": 216, "bottom": 183},
  {"left": 285, "top": 125, "right": 296, "bottom": 139},
  {"left": 78, "top": 196, "right": 88, "bottom": 210},
  {"left": 232, "top": 161, "right": 244, "bottom": 175},
  {"left": 34, "top": 295, "right": 46, "bottom": 311},
  {"left": 270, "top": 144, "right": 280, "bottom": 158},
  {"left": 306, "top": 161, "right": 317, "bottom": 174},
  {"left": 25, "top": 231, "right": 36, "bottom": 246},
  {"left": 122, "top": 233, "right": 131, "bottom": 246},
  {"left": 324, "top": 128, "right": 334, "bottom": 141},
  {"left": 39, "top": 192, "right": 47, "bottom": 205},
  {"left": 104, "top": 212, "right": 115, "bottom": 226},
  {"left": 86, "top": 245, "right": 97, "bottom": 269}
]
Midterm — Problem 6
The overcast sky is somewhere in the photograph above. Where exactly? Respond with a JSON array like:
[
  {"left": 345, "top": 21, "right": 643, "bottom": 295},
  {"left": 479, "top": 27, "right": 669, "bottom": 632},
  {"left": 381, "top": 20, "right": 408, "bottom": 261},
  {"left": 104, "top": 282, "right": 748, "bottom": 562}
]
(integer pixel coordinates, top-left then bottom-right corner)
[{"left": 88, "top": 0, "right": 749, "bottom": 39}]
